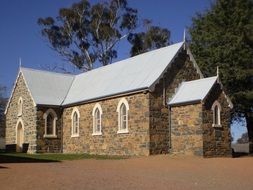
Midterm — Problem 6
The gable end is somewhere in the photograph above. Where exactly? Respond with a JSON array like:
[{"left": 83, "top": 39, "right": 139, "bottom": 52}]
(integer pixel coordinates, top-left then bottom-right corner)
[{"left": 5, "top": 69, "right": 36, "bottom": 115}]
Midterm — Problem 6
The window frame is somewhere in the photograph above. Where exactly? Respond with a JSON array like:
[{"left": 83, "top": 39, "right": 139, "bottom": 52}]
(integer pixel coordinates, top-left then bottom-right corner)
[
  {"left": 211, "top": 101, "right": 222, "bottom": 127},
  {"left": 71, "top": 107, "right": 80, "bottom": 137},
  {"left": 43, "top": 108, "right": 58, "bottom": 138},
  {"left": 17, "top": 97, "right": 23, "bottom": 117},
  {"left": 116, "top": 98, "right": 129, "bottom": 134},
  {"left": 92, "top": 103, "right": 103, "bottom": 136}
]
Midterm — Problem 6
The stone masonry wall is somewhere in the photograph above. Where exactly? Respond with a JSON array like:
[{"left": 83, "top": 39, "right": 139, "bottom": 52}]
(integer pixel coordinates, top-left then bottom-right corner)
[
  {"left": 149, "top": 50, "right": 201, "bottom": 154},
  {"left": 5, "top": 73, "right": 37, "bottom": 153},
  {"left": 36, "top": 107, "right": 62, "bottom": 153},
  {"left": 170, "top": 103, "right": 203, "bottom": 156},
  {"left": 62, "top": 93, "right": 150, "bottom": 156},
  {"left": 202, "top": 83, "right": 232, "bottom": 157}
]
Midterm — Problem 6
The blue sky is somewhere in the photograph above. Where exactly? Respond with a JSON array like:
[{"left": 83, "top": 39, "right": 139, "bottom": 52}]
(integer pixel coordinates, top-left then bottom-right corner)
[{"left": 0, "top": 0, "right": 246, "bottom": 140}]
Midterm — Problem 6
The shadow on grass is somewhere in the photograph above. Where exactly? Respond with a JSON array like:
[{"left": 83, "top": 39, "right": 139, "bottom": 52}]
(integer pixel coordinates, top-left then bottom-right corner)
[
  {"left": 0, "top": 152, "right": 127, "bottom": 164},
  {"left": 0, "top": 153, "right": 60, "bottom": 164}
]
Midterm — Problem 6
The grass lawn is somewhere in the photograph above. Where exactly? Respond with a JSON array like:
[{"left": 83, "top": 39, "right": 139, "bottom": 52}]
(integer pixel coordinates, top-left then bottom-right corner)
[{"left": 0, "top": 153, "right": 127, "bottom": 163}]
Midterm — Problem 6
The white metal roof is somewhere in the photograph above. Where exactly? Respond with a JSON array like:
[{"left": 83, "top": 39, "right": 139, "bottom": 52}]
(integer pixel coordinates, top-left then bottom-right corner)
[
  {"left": 21, "top": 68, "right": 75, "bottom": 105},
  {"left": 63, "top": 42, "right": 184, "bottom": 105},
  {"left": 16, "top": 42, "right": 184, "bottom": 106},
  {"left": 168, "top": 76, "right": 218, "bottom": 106}
]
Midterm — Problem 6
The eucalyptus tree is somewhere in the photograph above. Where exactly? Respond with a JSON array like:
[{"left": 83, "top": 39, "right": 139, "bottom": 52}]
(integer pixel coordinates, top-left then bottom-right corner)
[{"left": 38, "top": 0, "right": 170, "bottom": 71}]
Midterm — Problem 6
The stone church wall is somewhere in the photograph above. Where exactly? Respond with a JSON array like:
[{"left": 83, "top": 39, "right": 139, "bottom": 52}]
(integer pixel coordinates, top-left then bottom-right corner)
[
  {"left": 170, "top": 103, "right": 203, "bottom": 155},
  {"left": 36, "top": 107, "right": 62, "bottom": 153},
  {"left": 169, "top": 82, "right": 232, "bottom": 157},
  {"left": 149, "top": 50, "right": 201, "bottom": 154},
  {"left": 4, "top": 51, "right": 232, "bottom": 157},
  {"left": 62, "top": 93, "right": 150, "bottom": 156},
  {"left": 5, "top": 74, "right": 37, "bottom": 153},
  {"left": 202, "top": 83, "right": 232, "bottom": 157}
]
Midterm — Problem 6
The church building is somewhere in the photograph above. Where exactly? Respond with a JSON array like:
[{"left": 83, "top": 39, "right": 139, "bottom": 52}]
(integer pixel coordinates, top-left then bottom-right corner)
[{"left": 4, "top": 42, "right": 233, "bottom": 157}]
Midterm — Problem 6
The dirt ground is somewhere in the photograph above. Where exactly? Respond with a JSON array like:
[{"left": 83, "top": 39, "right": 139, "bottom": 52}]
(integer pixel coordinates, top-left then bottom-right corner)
[{"left": 0, "top": 155, "right": 252, "bottom": 190}]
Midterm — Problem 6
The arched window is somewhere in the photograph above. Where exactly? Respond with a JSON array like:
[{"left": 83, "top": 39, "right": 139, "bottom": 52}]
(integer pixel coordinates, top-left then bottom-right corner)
[
  {"left": 47, "top": 113, "right": 54, "bottom": 135},
  {"left": 92, "top": 103, "right": 102, "bottom": 135},
  {"left": 117, "top": 98, "right": 129, "bottom": 133},
  {"left": 43, "top": 109, "right": 58, "bottom": 138},
  {"left": 18, "top": 97, "right": 23, "bottom": 116},
  {"left": 212, "top": 101, "right": 221, "bottom": 127},
  {"left": 71, "top": 107, "right": 80, "bottom": 137}
]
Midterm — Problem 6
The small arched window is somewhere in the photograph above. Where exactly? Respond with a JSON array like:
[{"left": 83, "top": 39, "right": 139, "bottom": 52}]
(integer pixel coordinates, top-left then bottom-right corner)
[
  {"left": 71, "top": 107, "right": 80, "bottom": 137},
  {"left": 18, "top": 97, "right": 23, "bottom": 116},
  {"left": 92, "top": 103, "right": 102, "bottom": 135},
  {"left": 212, "top": 101, "right": 221, "bottom": 127},
  {"left": 43, "top": 109, "right": 58, "bottom": 138},
  {"left": 46, "top": 113, "right": 54, "bottom": 135},
  {"left": 117, "top": 98, "right": 129, "bottom": 133}
]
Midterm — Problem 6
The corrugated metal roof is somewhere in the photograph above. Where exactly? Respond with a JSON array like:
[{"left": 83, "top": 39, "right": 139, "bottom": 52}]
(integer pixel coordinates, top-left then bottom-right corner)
[
  {"left": 168, "top": 76, "right": 218, "bottom": 106},
  {"left": 21, "top": 68, "right": 75, "bottom": 105},
  {"left": 63, "top": 42, "right": 184, "bottom": 105},
  {"left": 20, "top": 42, "right": 184, "bottom": 106}
]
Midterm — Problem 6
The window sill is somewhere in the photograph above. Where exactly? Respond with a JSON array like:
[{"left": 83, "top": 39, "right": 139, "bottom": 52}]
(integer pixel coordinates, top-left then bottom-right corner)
[
  {"left": 117, "top": 130, "right": 129, "bottom": 134},
  {"left": 71, "top": 134, "right": 79, "bottom": 138},
  {"left": 43, "top": 134, "right": 57, "bottom": 138},
  {"left": 92, "top": 132, "right": 102, "bottom": 136},
  {"left": 212, "top": 124, "right": 222, "bottom": 128}
]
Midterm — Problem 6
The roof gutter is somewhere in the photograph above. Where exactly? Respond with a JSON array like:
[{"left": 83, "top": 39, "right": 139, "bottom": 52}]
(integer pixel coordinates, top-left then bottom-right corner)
[
  {"left": 168, "top": 99, "right": 202, "bottom": 107},
  {"left": 62, "top": 87, "right": 150, "bottom": 108}
]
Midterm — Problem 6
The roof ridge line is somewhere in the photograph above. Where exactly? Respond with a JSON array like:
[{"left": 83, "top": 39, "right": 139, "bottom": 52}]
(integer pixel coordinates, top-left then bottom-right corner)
[
  {"left": 21, "top": 67, "right": 76, "bottom": 77},
  {"left": 76, "top": 41, "right": 184, "bottom": 77},
  {"left": 183, "top": 76, "right": 218, "bottom": 83}
]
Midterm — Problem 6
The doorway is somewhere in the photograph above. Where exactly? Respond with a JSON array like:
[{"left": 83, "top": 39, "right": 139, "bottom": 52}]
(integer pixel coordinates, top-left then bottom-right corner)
[{"left": 16, "top": 121, "right": 24, "bottom": 152}]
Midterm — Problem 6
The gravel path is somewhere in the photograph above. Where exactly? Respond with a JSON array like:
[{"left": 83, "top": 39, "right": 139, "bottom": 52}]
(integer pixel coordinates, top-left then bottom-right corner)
[{"left": 0, "top": 155, "right": 252, "bottom": 190}]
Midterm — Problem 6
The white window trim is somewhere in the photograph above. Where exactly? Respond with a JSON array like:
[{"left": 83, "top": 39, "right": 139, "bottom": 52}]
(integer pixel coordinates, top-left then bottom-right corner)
[
  {"left": 92, "top": 103, "right": 103, "bottom": 136},
  {"left": 17, "top": 97, "right": 23, "bottom": 117},
  {"left": 71, "top": 107, "right": 80, "bottom": 138},
  {"left": 211, "top": 101, "right": 222, "bottom": 127},
  {"left": 116, "top": 98, "right": 129, "bottom": 134},
  {"left": 43, "top": 108, "right": 58, "bottom": 138}
]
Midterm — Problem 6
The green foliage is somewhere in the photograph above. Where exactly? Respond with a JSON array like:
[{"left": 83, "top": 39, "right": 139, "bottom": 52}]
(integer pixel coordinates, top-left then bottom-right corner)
[
  {"left": 38, "top": 0, "right": 170, "bottom": 71},
  {"left": 128, "top": 20, "right": 170, "bottom": 56},
  {"left": 189, "top": 0, "right": 253, "bottom": 121}
]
